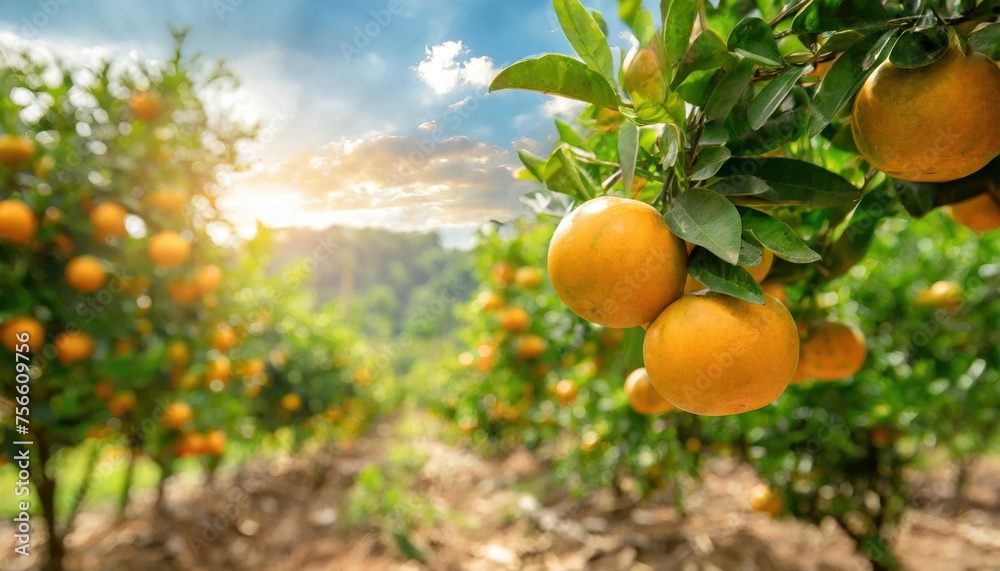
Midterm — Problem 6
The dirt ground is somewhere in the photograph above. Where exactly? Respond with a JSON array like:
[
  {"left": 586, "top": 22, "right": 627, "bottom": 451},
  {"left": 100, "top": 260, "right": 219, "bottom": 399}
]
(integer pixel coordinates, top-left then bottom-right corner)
[{"left": 2, "top": 416, "right": 999, "bottom": 571}]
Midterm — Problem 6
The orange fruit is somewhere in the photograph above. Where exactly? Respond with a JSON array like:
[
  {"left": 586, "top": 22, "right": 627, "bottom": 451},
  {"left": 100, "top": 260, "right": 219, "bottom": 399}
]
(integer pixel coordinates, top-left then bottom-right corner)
[
  {"left": 749, "top": 484, "right": 783, "bottom": 517},
  {"left": 761, "top": 281, "right": 790, "bottom": 307},
  {"left": 476, "top": 343, "right": 495, "bottom": 372},
  {"left": 499, "top": 307, "right": 531, "bottom": 333},
  {"left": 194, "top": 264, "right": 223, "bottom": 293},
  {"left": 915, "top": 280, "right": 963, "bottom": 311},
  {"left": 54, "top": 331, "right": 94, "bottom": 365},
  {"left": 242, "top": 358, "right": 266, "bottom": 376},
  {"left": 686, "top": 249, "right": 773, "bottom": 293},
  {"left": 852, "top": 48, "right": 1000, "bottom": 182},
  {"left": 580, "top": 431, "right": 601, "bottom": 453},
  {"left": 129, "top": 91, "right": 163, "bottom": 121},
  {"left": 598, "top": 328, "right": 625, "bottom": 349},
  {"left": 205, "top": 356, "right": 232, "bottom": 384},
  {"left": 514, "top": 266, "right": 544, "bottom": 289},
  {"left": 144, "top": 186, "right": 189, "bottom": 215},
  {"left": 282, "top": 393, "right": 302, "bottom": 412},
  {"left": 595, "top": 107, "right": 624, "bottom": 133},
  {"left": 624, "top": 44, "right": 666, "bottom": 104},
  {"left": 161, "top": 401, "right": 194, "bottom": 429},
  {"left": 685, "top": 437, "right": 702, "bottom": 454},
  {"left": 53, "top": 234, "right": 75, "bottom": 256},
  {"left": 948, "top": 190, "right": 1000, "bottom": 233},
  {"left": 107, "top": 391, "right": 137, "bottom": 417},
  {"left": 90, "top": 202, "right": 129, "bottom": 240},
  {"left": 0, "top": 135, "right": 36, "bottom": 169},
  {"left": 458, "top": 417, "right": 478, "bottom": 435},
  {"left": 0, "top": 200, "right": 37, "bottom": 244},
  {"left": 1, "top": 316, "right": 45, "bottom": 352},
  {"left": 166, "top": 340, "right": 190, "bottom": 367},
  {"left": 113, "top": 339, "right": 133, "bottom": 355},
  {"left": 555, "top": 379, "right": 579, "bottom": 405},
  {"left": 175, "top": 432, "right": 206, "bottom": 457},
  {"left": 204, "top": 430, "right": 227, "bottom": 456},
  {"left": 167, "top": 278, "right": 200, "bottom": 304},
  {"left": 548, "top": 196, "right": 687, "bottom": 328},
  {"left": 148, "top": 230, "right": 191, "bottom": 268},
  {"left": 65, "top": 256, "right": 108, "bottom": 293},
  {"left": 211, "top": 323, "right": 239, "bottom": 352},
  {"left": 643, "top": 291, "right": 799, "bottom": 416},
  {"left": 95, "top": 381, "right": 115, "bottom": 401},
  {"left": 514, "top": 335, "right": 546, "bottom": 360},
  {"left": 796, "top": 321, "right": 867, "bottom": 380},
  {"left": 476, "top": 290, "right": 505, "bottom": 312},
  {"left": 491, "top": 262, "right": 515, "bottom": 288},
  {"left": 34, "top": 155, "right": 55, "bottom": 180},
  {"left": 624, "top": 368, "right": 674, "bottom": 415}
]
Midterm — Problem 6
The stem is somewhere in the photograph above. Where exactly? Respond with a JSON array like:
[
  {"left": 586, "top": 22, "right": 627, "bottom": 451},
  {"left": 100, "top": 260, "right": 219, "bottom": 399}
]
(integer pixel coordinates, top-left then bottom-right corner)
[
  {"left": 35, "top": 434, "right": 65, "bottom": 571},
  {"left": 64, "top": 439, "right": 102, "bottom": 537},
  {"left": 768, "top": 0, "right": 810, "bottom": 29},
  {"left": 116, "top": 446, "right": 138, "bottom": 522},
  {"left": 155, "top": 460, "right": 174, "bottom": 516}
]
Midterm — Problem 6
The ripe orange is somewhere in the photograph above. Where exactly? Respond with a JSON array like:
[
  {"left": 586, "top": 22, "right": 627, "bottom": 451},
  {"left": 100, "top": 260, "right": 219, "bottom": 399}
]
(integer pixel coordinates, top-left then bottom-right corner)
[
  {"left": 685, "top": 437, "right": 702, "bottom": 454},
  {"left": 203, "top": 430, "right": 227, "bottom": 456},
  {"left": 852, "top": 48, "right": 1000, "bottom": 182},
  {"left": 148, "top": 230, "right": 191, "bottom": 268},
  {"left": 205, "top": 356, "right": 232, "bottom": 384},
  {"left": 161, "top": 401, "right": 194, "bottom": 429},
  {"left": 65, "top": 256, "right": 107, "bottom": 293},
  {"left": 476, "top": 343, "right": 496, "bottom": 372},
  {"left": 514, "top": 266, "right": 543, "bottom": 289},
  {"left": 168, "top": 279, "right": 200, "bottom": 304},
  {"left": 90, "top": 202, "right": 129, "bottom": 240},
  {"left": 915, "top": 280, "right": 963, "bottom": 311},
  {"left": 948, "top": 190, "right": 1000, "bottom": 233},
  {"left": 54, "top": 331, "right": 94, "bottom": 365},
  {"left": 242, "top": 358, "right": 266, "bottom": 376},
  {"left": 166, "top": 340, "right": 190, "bottom": 367},
  {"left": 598, "top": 328, "right": 625, "bottom": 349},
  {"left": 53, "top": 234, "right": 75, "bottom": 256},
  {"left": 95, "top": 381, "right": 115, "bottom": 401},
  {"left": 175, "top": 432, "right": 206, "bottom": 457},
  {"left": 107, "top": 391, "right": 137, "bottom": 417},
  {"left": 194, "top": 264, "right": 223, "bottom": 293},
  {"left": 580, "top": 431, "right": 601, "bottom": 453},
  {"left": 492, "top": 262, "right": 515, "bottom": 288},
  {"left": 796, "top": 321, "right": 867, "bottom": 380},
  {"left": 144, "top": 186, "right": 189, "bottom": 215},
  {"left": 624, "top": 44, "right": 666, "bottom": 104},
  {"left": 282, "top": 393, "right": 303, "bottom": 412},
  {"left": 643, "top": 291, "right": 799, "bottom": 416},
  {"left": 129, "top": 91, "right": 163, "bottom": 121},
  {"left": 34, "top": 155, "right": 54, "bottom": 180},
  {"left": 761, "top": 281, "right": 790, "bottom": 306},
  {"left": 0, "top": 135, "right": 36, "bottom": 169},
  {"left": 500, "top": 307, "right": 531, "bottom": 333},
  {"left": 458, "top": 417, "right": 478, "bottom": 435},
  {"left": 211, "top": 323, "right": 239, "bottom": 352},
  {"left": 0, "top": 200, "right": 37, "bottom": 244},
  {"left": 624, "top": 368, "right": 674, "bottom": 415},
  {"left": 548, "top": 196, "right": 687, "bottom": 328},
  {"left": 749, "top": 484, "right": 783, "bottom": 517},
  {"left": 555, "top": 379, "right": 579, "bottom": 405},
  {"left": 476, "top": 290, "right": 505, "bottom": 312},
  {"left": 1, "top": 316, "right": 45, "bottom": 352},
  {"left": 514, "top": 335, "right": 546, "bottom": 360},
  {"left": 686, "top": 249, "right": 773, "bottom": 293}
]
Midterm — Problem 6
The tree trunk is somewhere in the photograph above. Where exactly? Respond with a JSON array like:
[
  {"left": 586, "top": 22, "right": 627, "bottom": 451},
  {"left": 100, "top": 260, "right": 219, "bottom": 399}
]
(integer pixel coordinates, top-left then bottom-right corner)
[
  {"left": 116, "top": 446, "right": 138, "bottom": 522},
  {"left": 64, "top": 439, "right": 101, "bottom": 536},
  {"left": 35, "top": 435, "right": 64, "bottom": 571},
  {"left": 155, "top": 460, "right": 174, "bottom": 517}
]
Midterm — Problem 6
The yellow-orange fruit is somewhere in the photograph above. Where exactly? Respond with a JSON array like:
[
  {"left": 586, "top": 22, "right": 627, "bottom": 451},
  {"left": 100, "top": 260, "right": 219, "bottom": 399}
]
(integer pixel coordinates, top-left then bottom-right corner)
[
  {"left": 161, "top": 401, "right": 194, "bottom": 429},
  {"left": 107, "top": 391, "right": 137, "bottom": 417},
  {"left": 548, "top": 196, "right": 687, "bottom": 328},
  {"left": 242, "top": 358, "right": 266, "bottom": 376},
  {"left": 281, "top": 393, "right": 302, "bottom": 412},
  {"left": 0, "top": 200, "right": 37, "bottom": 244},
  {"left": 129, "top": 91, "right": 163, "bottom": 121},
  {"left": 796, "top": 321, "right": 867, "bottom": 380},
  {"left": 205, "top": 356, "right": 231, "bottom": 384},
  {"left": 515, "top": 335, "right": 546, "bottom": 360},
  {"left": 624, "top": 368, "right": 674, "bottom": 415},
  {"left": 144, "top": 186, "right": 189, "bottom": 215},
  {"left": 761, "top": 281, "right": 790, "bottom": 307},
  {"left": 65, "top": 256, "right": 107, "bottom": 293},
  {"left": 166, "top": 340, "right": 190, "bottom": 367},
  {"left": 90, "top": 202, "right": 129, "bottom": 240},
  {"left": 0, "top": 135, "right": 36, "bottom": 169},
  {"left": 168, "top": 279, "right": 201, "bottom": 304},
  {"left": 514, "top": 266, "right": 544, "bottom": 289},
  {"left": 598, "top": 328, "right": 625, "bottom": 349},
  {"left": 476, "top": 290, "right": 505, "bottom": 312},
  {"left": 643, "top": 292, "right": 798, "bottom": 416},
  {"left": 194, "top": 264, "right": 223, "bottom": 293},
  {"left": 948, "top": 191, "right": 1000, "bottom": 233},
  {"left": 555, "top": 379, "right": 579, "bottom": 405},
  {"left": 211, "top": 323, "right": 239, "bottom": 352},
  {"left": 1, "top": 316, "right": 45, "bottom": 352},
  {"left": 95, "top": 381, "right": 115, "bottom": 401},
  {"left": 175, "top": 432, "right": 206, "bottom": 457},
  {"left": 148, "top": 230, "right": 191, "bottom": 268},
  {"left": 492, "top": 262, "right": 515, "bottom": 288},
  {"left": 500, "top": 307, "right": 531, "bottom": 333},
  {"left": 915, "top": 280, "right": 963, "bottom": 311},
  {"left": 624, "top": 45, "right": 666, "bottom": 104},
  {"left": 54, "top": 331, "right": 95, "bottom": 365},
  {"left": 53, "top": 234, "right": 74, "bottom": 256},
  {"left": 204, "top": 430, "right": 227, "bottom": 456},
  {"left": 749, "top": 484, "right": 783, "bottom": 517},
  {"left": 852, "top": 48, "right": 1000, "bottom": 182}
]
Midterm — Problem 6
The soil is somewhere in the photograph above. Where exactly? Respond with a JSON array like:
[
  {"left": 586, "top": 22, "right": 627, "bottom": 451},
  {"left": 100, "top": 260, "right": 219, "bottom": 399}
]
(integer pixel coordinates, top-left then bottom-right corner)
[{"left": 1, "top": 415, "right": 998, "bottom": 571}]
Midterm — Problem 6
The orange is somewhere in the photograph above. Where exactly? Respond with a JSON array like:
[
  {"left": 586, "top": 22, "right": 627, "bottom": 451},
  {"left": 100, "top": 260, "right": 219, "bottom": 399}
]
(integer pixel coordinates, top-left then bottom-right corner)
[
  {"left": 0, "top": 200, "right": 37, "bottom": 244},
  {"left": 166, "top": 340, "right": 190, "bottom": 367},
  {"left": 161, "top": 401, "right": 194, "bottom": 429},
  {"left": 211, "top": 323, "right": 239, "bottom": 351},
  {"left": 491, "top": 262, "right": 515, "bottom": 288},
  {"left": 686, "top": 249, "right": 773, "bottom": 293},
  {"left": 624, "top": 368, "right": 674, "bottom": 415},
  {"left": 598, "top": 328, "right": 625, "bottom": 349},
  {"left": 194, "top": 264, "right": 223, "bottom": 293},
  {"left": 144, "top": 186, "right": 189, "bottom": 215},
  {"left": 499, "top": 307, "right": 531, "bottom": 333},
  {"left": 852, "top": 48, "right": 1000, "bottom": 182},
  {"left": 761, "top": 281, "right": 790, "bottom": 307},
  {"left": 175, "top": 432, "right": 206, "bottom": 457},
  {"left": 749, "top": 484, "right": 783, "bottom": 517},
  {"left": 595, "top": 107, "right": 624, "bottom": 133},
  {"left": 95, "top": 381, "right": 115, "bottom": 401},
  {"left": 580, "top": 431, "right": 601, "bottom": 453},
  {"left": 476, "top": 343, "right": 495, "bottom": 372},
  {"left": 548, "top": 196, "right": 687, "bottom": 328},
  {"left": 514, "top": 335, "right": 546, "bottom": 360},
  {"left": 915, "top": 280, "right": 963, "bottom": 311},
  {"left": 948, "top": 190, "right": 1000, "bottom": 233},
  {"left": 476, "top": 290, "right": 505, "bottom": 312},
  {"left": 555, "top": 379, "right": 578, "bottom": 405},
  {"left": 53, "top": 234, "right": 74, "bottom": 256},
  {"left": 113, "top": 339, "right": 133, "bottom": 355},
  {"left": 1, "top": 316, "right": 45, "bottom": 352},
  {"left": 107, "top": 391, "right": 137, "bottom": 417},
  {"left": 796, "top": 321, "right": 867, "bottom": 380},
  {"left": 54, "top": 331, "right": 94, "bottom": 365},
  {"left": 148, "top": 230, "right": 191, "bottom": 268},
  {"left": 168, "top": 278, "right": 201, "bottom": 304},
  {"left": 65, "top": 256, "right": 107, "bottom": 293},
  {"left": 205, "top": 356, "right": 232, "bottom": 384},
  {"left": 90, "top": 202, "right": 129, "bottom": 240},
  {"left": 129, "top": 91, "right": 163, "bottom": 121},
  {"left": 34, "top": 155, "right": 55, "bottom": 180},
  {"left": 514, "top": 266, "right": 543, "bottom": 289},
  {"left": 0, "top": 135, "right": 36, "bottom": 169},
  {"left": 643, "top": 291, "right": 799, "bottom": 416},
  {"left": 242, "top": 358, "right": 266, "bottom": 376},
  {"left": 203, "top": 430, "right": 227, "bottom": 456},
  {"left": 624, "top": 44, "right": 666, "bottom": 104},
  {"left": 458, "top": 417, "right": 478, "bottom": 435},
  {"left": 685, "top": 437, "right": 702, "bottom": 453},
  {"left": 282, "top": 393, "right": 302, "bottom": 412}
]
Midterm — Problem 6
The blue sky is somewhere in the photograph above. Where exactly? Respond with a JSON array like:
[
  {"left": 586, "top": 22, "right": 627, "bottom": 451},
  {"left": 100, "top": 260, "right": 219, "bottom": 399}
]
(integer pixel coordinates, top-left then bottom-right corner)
[{"left": 0, "top": 0, "right": 633, "bottom": 240}]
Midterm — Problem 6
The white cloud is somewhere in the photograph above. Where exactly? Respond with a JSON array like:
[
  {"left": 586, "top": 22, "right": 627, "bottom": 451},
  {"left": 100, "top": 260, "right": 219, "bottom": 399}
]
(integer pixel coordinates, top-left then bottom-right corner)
[
  {"left": 415, "top": 41, "right": 498, "bottom": 95},
  {"left": 543, "top": 97, "right": 586, "bottom": 118}
]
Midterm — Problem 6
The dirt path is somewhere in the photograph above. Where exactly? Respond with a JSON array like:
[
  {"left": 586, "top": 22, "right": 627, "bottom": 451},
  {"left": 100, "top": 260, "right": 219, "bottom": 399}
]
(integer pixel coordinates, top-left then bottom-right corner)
[{"left": 2, "top": 414, "right": 999, "bottom": 570}]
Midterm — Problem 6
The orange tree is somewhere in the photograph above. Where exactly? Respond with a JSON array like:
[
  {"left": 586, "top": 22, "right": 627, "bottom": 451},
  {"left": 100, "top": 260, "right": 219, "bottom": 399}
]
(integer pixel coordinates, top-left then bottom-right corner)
[{"left": 463, "top": 0, "right": 999, "bottom": 568}]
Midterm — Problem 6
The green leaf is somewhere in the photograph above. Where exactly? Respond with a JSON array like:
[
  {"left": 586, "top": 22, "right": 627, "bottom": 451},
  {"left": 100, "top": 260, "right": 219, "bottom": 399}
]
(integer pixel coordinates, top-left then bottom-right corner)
[
  {"left": 805, "top": 30, "right": 893, "bottom": 138},
  {"left": 490, "top": 54, "right": 620, "bottom": 110},
  {"left": 672, "top": 30, "right": 735, "bottom": 89},
  {"left": 554, "top": 0, "right": 616, "bottom": 85},
  {"left": 727, "top": 18, "right": 784, "bottom": 67},
  {"left": 704, "top": 58, "right": 755, "bottom": 121},
  {"left": 517, "top": 149, "right": 547, "bottom": 181},
  {"left": 740, "top": 208, "right": 822, "bottom": 263},
  {"left": 710, "top": 175, "right": 778, "bottom": 199},
  {"left": 552, "top": 146, "right": 595, "bottom": 199},
  {"left": 822, "top": 182, "right": 897, "bottom": 278},
  {"left": 726, "top": 86, "right": 808, "bottom": 156},
  {"left": 818, "top": 30, "right": 867, "bottom": 54},
  {"left": 663, "top": 0, "right": 700, "bottom": 65},
  {"left": 618, "top": 120, "right": 639, "bottom": 195},
  {"left": 893, "top": 179, "right": 936, "bottom": 218},
  {"left": 791, "top": 0, "right": 888, "bottom": 35},
  {"left": 591, "top": 9, "right": 609, "bottom": 37},
  {"left": 737, "top": 239, "right": 764, "bottom": 267},
  {"left": 749, "top": 67, "right": 807, "bottom": 130},
  {"left": 689, "top": 146, "right": 732, "bottom": 181},
  {"left": 632, "top": 9, "right": 657, "bottom": 45},
  {"left": 555, "top": 118, "right": 586, "bottom": 147},
  {"left": 970, "top": 23, "right": 1000, "bottom": 60},
  {"left": 661, "top": 123, "right": 682, "bottom": 168},
  {"left": 718, "top": 158, "right": 862, "bottom": 208},
  {"left": 890, "top": 27, "right": 951, "bottom": 68},
  {"left": 663, "top": 188, "right": 742, "bottom": 264},
  {"left": 688, "top": 248, "right": 766, "bottom": 304},
  {"left": 518, "top": 191, "right": 578, "bottom": 218}
]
